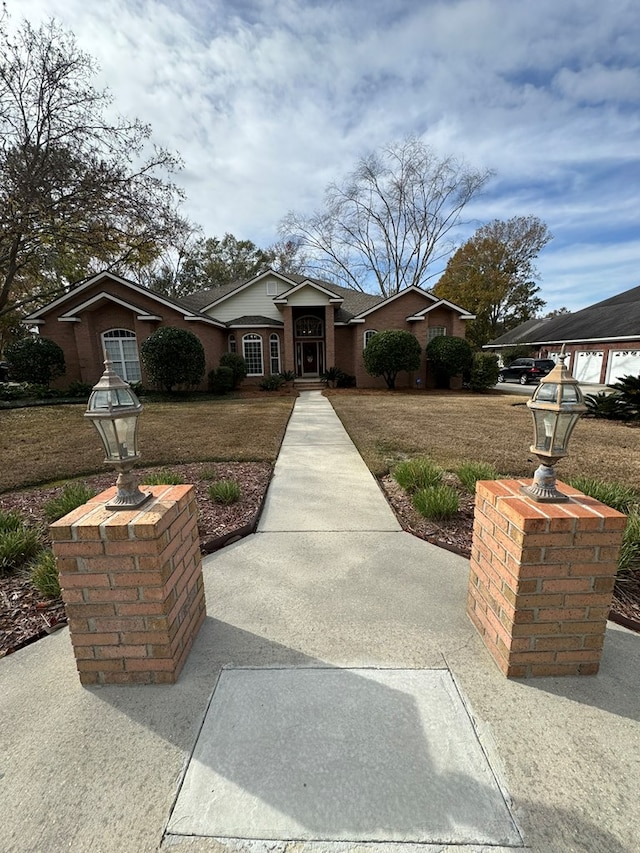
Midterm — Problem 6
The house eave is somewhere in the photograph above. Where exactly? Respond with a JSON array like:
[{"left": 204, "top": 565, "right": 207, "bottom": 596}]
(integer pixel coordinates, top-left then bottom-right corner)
[{"left": 484, "top": 334, "right": 640, "bottom": 349}]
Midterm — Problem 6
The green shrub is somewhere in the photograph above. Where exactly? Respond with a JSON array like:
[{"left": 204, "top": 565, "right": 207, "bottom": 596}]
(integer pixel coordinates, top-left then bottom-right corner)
[
  {"left": 468, "top": 352, "right": 500, "bottom": 392},
  {"left": 321, "top": 366, "right": 345, "bottom": 388},
  {"left": 336, "top": 372, "right": 356, "bottom": 388},
  {"left": 5, "top": 336, "right": 65, "bottom": 386},
  {"left": 44, "top": 483, "right": 97, "bottom": 523},
  {"left": 279, "top": 370, "right": 296, "bottom": 383},
  {"left": 208, "top": 366, "right": 235, "bottom": 395},
  {"left": 207, "top": 479, "right": 241, "bottom": 504},
  {"left": 618, "top": 509, "right": 640, "bottom": 576},
  {"left": 219, "top": 353, "right": 248, "bottom": 388},
  {"left": 141, "top": 327, "right": 206, "bottom": 392},
  {"left": 363, "top": 329, "right": 422, "bottom": 389},
  {"left": 584, "top": 392, "right": 633, "bottom": 421},
  {"left": 259, "top": 374, "right": 285, "bottom": 391},
  {"left": 412, "top": 485, "right": 460, "bottom": 520},
  {"left": 142, "top": 469, "right": 184, "bottom": 486},
  {"left": 0, "top": 524, "right": 42, "bottom": 575},
  {"left": 393, "top": 458, "right": 443, "bottom": 493},
  {"left": 455, "top": 461, "right": 499, "bottom": 493},
  {"left": 66, "top": 380, "right": 94, "bottom": 399},
  {"left": 30, "top": 550, "right": 61, "bottom": 598},
  {"left": 565, "top": 476, "right": 640, "bottom": 514},
  {"left": 610, "top": 374, "right": 640, "bottom": 418},
  {"left": 425, "top": 335, "right": 473, "bottom": 388}
]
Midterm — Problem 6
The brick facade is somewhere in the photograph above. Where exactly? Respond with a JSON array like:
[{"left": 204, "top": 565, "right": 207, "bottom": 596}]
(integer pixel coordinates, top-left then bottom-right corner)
[
  {"left": 31, "top": 272, "right": 473, "bottom": 390},
  {"left": 50, "top": 484, "right": 206, "bottom": 685},
  {"left": 468, "top": 479, "right": 626, "bottom": 677}
]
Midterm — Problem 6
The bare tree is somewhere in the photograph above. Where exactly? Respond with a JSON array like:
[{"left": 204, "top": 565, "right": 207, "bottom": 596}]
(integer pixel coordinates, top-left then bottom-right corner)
[
  {"left": 280, "top": 138, "right": 492, "bottom": 297},
  {"left": 0, "top": 14, "right": 185, "bottom": 319}
]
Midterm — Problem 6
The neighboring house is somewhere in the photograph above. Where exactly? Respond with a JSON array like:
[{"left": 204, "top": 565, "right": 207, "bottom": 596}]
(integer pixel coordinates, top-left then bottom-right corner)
[
  {"left": 24, "top": 269, "right": 475, "bottom": 389},
  {"left": 484, "top": 285, "right": 640, "bottom": 384}
]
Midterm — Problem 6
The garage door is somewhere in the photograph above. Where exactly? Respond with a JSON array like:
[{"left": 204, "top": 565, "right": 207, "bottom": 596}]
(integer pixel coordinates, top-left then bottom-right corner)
[
  {"left": 572, "top": 351, "right": 603, "bottom": 383},
  {"left": 606, "top": 350, "right": 640, "bottom": 384}
]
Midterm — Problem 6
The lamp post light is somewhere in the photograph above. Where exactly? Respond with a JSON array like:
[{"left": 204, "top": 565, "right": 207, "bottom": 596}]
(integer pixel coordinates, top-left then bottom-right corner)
[
  {"left": 85, "top": 355, "right": 151, "bottom": 510},
  {"left": 520, "top": 348, "right": 587, "bottom": 503}
]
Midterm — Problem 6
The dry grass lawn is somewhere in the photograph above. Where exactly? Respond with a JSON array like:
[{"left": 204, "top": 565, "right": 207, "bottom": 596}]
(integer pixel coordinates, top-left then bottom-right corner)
[
  {"left": 0, "top": 397, "right": 294, "bottom": 493},
  {"left": 328, "top": 390, "right": 640, "bottom": 488}
]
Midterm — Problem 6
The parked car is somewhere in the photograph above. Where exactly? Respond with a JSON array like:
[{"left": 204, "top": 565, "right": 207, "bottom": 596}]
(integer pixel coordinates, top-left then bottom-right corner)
[
  {"left": 497, "top": 358, "right": 555, "bottom": 385},
  {"left": 0, "top": 361, "right": 9, "bottom": 381}
]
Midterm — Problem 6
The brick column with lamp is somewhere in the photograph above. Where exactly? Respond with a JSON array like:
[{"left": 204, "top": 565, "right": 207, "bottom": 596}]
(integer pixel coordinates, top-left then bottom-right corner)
[{"left": 468, "top": 350, "right": 627, "bottom": 677}]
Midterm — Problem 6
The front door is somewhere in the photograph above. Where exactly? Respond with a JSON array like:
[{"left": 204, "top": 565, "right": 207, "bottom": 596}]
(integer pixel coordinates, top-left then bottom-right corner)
[
  {"left": 302, "top": 341, "right": 319, "bottom": 376},
  {"left": 296, "top": 341, "right": 324, "bottom": 377}
]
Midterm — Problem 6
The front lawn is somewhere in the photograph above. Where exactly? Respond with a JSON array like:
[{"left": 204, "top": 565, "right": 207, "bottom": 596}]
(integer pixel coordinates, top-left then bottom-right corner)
[
  {"left": 327, "top": 390, "right": 640, "bottom": 487},
  {"left": 0, "top": 397, "right": 295, "bottom": 492}
]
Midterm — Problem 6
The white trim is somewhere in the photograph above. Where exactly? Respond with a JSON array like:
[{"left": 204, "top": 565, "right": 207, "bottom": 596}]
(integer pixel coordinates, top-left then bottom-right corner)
[
  {"left": 227, "top": 323, "right": 284, "bottom": 329},
  {"left": 24, "top": 270, "right": 225, "bottom": 327},
  {"left": 406, "top": 298, "right": 476, "bottom": 319},
  {"left": 484, "top": 334, "right": 640, "bottom": 349},
  {"left": 58, "top": 317, "right": 81, "bottom": 323},
  {"left": 273, "top": 279, "right": 343, "bottom": 304},
  {"left": 352, "top": 286, "right": 435, "bottom": 320}
]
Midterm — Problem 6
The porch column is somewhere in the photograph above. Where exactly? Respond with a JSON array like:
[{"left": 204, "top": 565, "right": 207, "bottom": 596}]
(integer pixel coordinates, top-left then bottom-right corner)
[
  {"left": 282, "top": 306, "right": 295, "bottom": 374},
  {"left": 324, "top": 306, "right": 336, "bottom": 371}
]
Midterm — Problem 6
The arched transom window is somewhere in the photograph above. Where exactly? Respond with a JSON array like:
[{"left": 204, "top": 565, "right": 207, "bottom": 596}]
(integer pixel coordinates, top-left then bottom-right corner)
[
  {"left": 295, "top": 316, "right": 323, "bottom": 338},
  {"left": 242, "top": 334, "right": 263, "bottom": 376},
  {"left": 102, "top": 329, "right": 141, "bottom": 382}
]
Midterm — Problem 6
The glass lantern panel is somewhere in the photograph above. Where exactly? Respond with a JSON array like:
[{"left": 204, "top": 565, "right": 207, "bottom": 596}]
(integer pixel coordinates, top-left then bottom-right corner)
[
  {"left": 94, "top": 416, "right": 139, "bottom": 459},
  {"left": 535, "top": 383, "right": 558, "bottom": 403},
  {"left": 90, "top": 387, "right": 137, "bottom": 411},
  {"left": 561, "top": 384, "right": 580, "bottom": 403},
  {"left": 532, "top": 409, "right": 556, "bottom": 452},
  {"left": 553, "top": 411, "right": 579, "bottom": 450}
]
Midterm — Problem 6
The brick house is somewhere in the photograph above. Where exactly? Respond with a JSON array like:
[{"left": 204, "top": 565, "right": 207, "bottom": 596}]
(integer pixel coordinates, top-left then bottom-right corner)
[
  {"left": 25, "top": 269, "right": 474, "bottom": 389},
  {"left": 484, "top": 285, "right": 640, "bottom": 385}
]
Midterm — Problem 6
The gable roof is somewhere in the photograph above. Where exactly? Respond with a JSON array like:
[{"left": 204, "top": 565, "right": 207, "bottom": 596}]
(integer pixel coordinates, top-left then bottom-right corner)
[
  {"left": 25, "top": 271, "right": 225, "bottom": 327},
  {"left": 485, "top": 284, "right": 640, "bottom": 348}
]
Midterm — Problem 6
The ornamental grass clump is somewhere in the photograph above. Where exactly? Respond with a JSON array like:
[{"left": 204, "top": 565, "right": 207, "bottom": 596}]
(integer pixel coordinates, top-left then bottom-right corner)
[
  {"left": 207, "top": 479, "right": 241, "bottom": 505},
  {"left": 412, "top": 484, "right": 459, "bottom": 521},
  {"left": 0, "top": 515, "right": 42, "bottom": 575},
  {"left": 564, "top": 477, "right": 640, "bottom": 515},
  {"left": 30, "top": 549, "right": 61, "bottom": 598},
  {"left": 393, "top": 458, "right": 443, "bottom": 493},
  {"left": 618, "top": 509, "right": 640, "bottom": 577},
  {"left": 142, "top": 469, "right": 184, "bottom": 486},
  {"left": 455, "top": 461, "right": 500, "bottom": 493},
  {"left": 44, "top": 482, "right": 97, "bottom": 523}
]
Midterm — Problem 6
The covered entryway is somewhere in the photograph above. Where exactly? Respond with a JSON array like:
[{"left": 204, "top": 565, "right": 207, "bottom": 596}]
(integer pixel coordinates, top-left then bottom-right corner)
[
  {"left": 294, "top": 312, "right": 325, "bottom": 378},
  {"left": 606, "top": 349, "right": 640, "bottom": 384},
  {"left": 572, "top": 350, "right": 603, "bottom": 383}
]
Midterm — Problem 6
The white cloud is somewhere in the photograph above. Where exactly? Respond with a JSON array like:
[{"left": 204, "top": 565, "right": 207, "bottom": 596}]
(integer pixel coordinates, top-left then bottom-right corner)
[{"left": 11, "top": 0, "right": 640, "bottom": 309}]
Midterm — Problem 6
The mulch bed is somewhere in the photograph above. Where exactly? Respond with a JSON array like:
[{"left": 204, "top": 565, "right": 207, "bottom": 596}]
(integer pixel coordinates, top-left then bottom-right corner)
[{"left": 1, "top": 464, "right": 638, "bottom": 657}]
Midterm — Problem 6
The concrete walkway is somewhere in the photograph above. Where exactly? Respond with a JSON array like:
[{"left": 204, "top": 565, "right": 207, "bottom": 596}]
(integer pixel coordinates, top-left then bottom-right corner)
[{"left": 2, "top": 392, "right": 639, "bottom": 852}]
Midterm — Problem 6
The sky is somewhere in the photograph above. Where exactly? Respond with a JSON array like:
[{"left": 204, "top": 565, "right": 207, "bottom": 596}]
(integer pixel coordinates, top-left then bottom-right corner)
[{"left": 12, "top": 0, "right": 640, "bottom": 312}]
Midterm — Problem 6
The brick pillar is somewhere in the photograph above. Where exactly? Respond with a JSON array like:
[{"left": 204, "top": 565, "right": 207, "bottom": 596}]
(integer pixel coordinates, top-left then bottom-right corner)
[
  {"left": 282, "top": 305, "right": 295, "bottom": 374},
  {"left": 50, "top": 485, "right": 206, "bottom": 686},
  {"left": 468, "top": 479, "right": 626, "bottom": 678}
]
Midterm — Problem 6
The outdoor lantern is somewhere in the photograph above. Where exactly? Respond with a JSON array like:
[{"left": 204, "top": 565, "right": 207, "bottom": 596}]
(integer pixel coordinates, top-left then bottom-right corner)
[
  {"left": 520, "top": 347, "right": 587, "bottom": 502},
  {"left": 85, "top": 354, "right": 151, "bottom": 510}
]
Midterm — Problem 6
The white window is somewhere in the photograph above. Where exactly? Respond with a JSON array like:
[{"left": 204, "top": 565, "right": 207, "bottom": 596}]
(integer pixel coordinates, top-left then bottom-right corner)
[
  {"left": 364, "top": 329, "right": 377, "bottom": 348},
  {"left": 428, "top": 326, "right": 446, "bottom": 341},
  {"left": 270, "top": 334, "right": 281, "bottom": 374},
  {"left": 243, "top": 334, "right": 263, "bottom": 375},
  {"left": 102, "top": 329, "right": 141, "bottom": 382},
  {"left": 228, "top": 334, "right": 237, "bottom": 353},
  {"left": 266, "top": 281, "right": 278, "bottom": 296}
]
